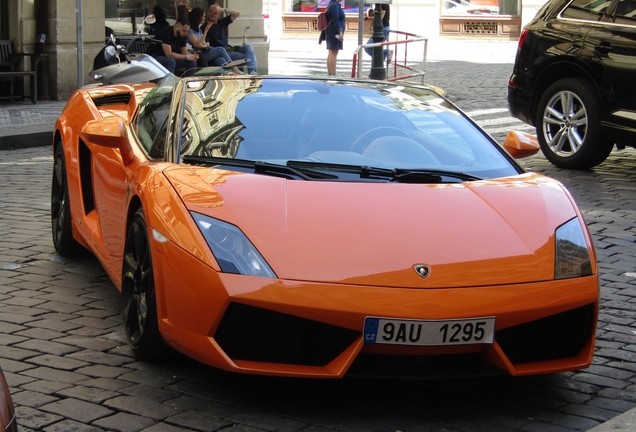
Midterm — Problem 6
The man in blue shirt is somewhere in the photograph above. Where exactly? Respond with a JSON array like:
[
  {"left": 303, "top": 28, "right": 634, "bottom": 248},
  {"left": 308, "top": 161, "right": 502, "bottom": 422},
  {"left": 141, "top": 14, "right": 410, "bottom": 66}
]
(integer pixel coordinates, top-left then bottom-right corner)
[{"left": 206, "top": 4, "right": 258, "bottom": 75}]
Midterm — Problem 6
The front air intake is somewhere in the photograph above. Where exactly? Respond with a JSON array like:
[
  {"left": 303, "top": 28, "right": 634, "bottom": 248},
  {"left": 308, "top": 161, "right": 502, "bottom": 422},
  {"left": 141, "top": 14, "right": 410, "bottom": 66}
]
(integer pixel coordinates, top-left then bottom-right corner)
[
  {"left": 215, "top": 303, "right": 360, "bottom": 366},
  {"left": 347, "top": 353, "right": 505, "bottom": 379},
  {"left": 496, "top": 304, "right": 595, "bottom": 364}
]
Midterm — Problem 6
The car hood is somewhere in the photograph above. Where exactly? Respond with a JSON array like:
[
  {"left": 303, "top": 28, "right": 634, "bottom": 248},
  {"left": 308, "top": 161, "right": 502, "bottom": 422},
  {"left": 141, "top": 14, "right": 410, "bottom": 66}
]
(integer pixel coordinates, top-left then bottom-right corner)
[{"left": 164, "top": 168, "right": 577, "bottom": 288}]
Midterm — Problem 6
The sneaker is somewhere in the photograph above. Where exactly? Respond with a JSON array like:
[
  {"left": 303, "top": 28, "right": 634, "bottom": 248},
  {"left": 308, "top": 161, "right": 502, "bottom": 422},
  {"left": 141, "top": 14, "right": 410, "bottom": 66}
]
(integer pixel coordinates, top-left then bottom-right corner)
[{"left": 387, "top": 50, "right": 394, "bottom": 64}]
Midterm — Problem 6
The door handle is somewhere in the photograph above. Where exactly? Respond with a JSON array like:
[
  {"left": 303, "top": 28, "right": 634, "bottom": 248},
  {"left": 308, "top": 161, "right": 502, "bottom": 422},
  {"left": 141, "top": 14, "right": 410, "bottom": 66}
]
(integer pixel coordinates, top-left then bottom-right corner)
[{"left": 595, "top": 43, "right": 614, "bottom": 55}]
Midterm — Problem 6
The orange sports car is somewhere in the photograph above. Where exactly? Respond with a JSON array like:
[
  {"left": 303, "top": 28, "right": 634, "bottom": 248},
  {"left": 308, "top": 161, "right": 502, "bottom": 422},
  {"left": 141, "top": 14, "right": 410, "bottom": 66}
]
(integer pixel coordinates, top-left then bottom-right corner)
[{"left": 51, "top": 75, "right": 599, "bottom": 378}]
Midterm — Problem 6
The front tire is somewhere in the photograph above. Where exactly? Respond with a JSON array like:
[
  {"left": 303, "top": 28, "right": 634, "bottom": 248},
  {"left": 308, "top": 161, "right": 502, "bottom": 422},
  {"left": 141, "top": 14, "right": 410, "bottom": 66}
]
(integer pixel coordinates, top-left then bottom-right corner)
[
  {"left": 535, "top": 77, "right": 613, "bottom": 169},
  {"left": 51, "top": 143, "right": 84, "bottom": 255},
  {"left": 122, "top": 207, "right": 167, "bottom": 360}
]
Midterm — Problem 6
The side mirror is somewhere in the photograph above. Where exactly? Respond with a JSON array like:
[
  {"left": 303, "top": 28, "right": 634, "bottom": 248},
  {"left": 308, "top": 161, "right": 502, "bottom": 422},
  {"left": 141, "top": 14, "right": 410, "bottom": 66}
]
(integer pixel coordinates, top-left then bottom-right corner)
[
  {"left": 138, "top": 14, "right": 156, "bottom": 34},
  {"left": 81, "top": 117, "right": 135, "bottom": 165},
  {"left": 503, "top": 130, "right": 540, "bottom": 159}
]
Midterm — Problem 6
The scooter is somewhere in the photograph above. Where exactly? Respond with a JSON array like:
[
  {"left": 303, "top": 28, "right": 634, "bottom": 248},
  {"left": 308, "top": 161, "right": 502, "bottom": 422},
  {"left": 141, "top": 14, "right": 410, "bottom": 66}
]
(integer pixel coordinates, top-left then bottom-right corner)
[
  {"left": 88, "top": 33, "right": 170, "bottom": 86},
  {"left": 89, "top": 12, "right": 251, "bottom": 87}
]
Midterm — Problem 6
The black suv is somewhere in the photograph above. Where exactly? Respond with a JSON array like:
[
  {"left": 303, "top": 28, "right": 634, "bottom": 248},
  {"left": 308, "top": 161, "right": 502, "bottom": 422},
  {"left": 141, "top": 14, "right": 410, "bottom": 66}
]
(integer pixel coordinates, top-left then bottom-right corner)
[{"left": 508, "top": 0, "right": 636, "bottom": 169}]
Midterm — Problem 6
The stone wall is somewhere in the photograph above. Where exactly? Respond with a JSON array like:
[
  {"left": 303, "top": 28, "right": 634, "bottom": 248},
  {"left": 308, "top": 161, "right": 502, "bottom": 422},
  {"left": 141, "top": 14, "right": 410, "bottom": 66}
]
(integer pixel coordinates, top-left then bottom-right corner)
[
  {"left": 220, "top": 0, "right": 270, "bottom": 74},
  {"left": 7, "top": 0, "right": 269, "bottom": 100}
]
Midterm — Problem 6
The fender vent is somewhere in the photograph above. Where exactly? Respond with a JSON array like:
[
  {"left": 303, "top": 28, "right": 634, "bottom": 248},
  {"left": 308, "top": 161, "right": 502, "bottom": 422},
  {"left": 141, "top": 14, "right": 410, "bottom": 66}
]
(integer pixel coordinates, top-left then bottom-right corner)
[
  {"left": 79, "top": 140, "right": 95, "bottom": 215},
  {"left": 92, "top": 93, "right": 132, "bottom": 106}
]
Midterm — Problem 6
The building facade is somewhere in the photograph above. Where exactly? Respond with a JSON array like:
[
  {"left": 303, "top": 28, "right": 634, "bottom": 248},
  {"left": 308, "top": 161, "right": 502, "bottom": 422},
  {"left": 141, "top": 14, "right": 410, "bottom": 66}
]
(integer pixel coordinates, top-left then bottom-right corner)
[
  {"left": 2, "top": 0, "right": 267, "bottom": 100},
  {"left": 2, "top": 0, "right": 545, "bottom": 101},
  {"left": 270, "top": 0, "right": 546, "bottom": 40}
]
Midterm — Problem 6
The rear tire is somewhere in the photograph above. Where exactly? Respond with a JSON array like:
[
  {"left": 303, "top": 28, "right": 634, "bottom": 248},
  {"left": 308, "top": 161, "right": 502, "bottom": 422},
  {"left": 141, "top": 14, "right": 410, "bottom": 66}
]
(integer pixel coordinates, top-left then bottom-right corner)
[
  {"left": 51, "top": 143, "right": 85, "bottom": 255},
  {"left": 122, "top": 207, "right": 168, "bottom": 360},
  {"left": 535, "top": 77, "right": 613, "bottom": 169}
]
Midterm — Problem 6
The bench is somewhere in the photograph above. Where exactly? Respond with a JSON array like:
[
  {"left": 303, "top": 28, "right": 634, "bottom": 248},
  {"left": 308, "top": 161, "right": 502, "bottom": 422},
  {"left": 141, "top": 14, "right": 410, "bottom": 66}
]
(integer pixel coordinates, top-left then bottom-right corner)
[{"left": 0, "top": 40, "right": 47, "bottom": 104}]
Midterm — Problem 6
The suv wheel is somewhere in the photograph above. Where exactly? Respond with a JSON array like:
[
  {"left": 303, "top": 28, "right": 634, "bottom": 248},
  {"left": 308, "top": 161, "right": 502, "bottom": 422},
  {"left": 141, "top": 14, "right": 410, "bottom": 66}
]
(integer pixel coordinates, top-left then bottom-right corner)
[{"left": 535, "top": 78, "right": 613, "bottom": 169}]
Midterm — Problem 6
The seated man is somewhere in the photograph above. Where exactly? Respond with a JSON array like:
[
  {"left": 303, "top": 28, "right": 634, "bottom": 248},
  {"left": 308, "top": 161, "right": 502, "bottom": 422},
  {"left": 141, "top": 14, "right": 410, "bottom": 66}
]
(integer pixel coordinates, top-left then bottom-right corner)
[
  {"left": 206, "top": 3, "right": 258, "bottom": 75},
  {"left": 148, "top": 17, "right": 199, "bottom": 77}
]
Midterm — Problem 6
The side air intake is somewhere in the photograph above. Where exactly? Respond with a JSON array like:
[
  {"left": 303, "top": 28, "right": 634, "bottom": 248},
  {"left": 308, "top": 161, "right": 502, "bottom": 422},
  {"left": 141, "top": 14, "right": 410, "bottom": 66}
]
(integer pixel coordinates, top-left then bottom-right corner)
[{"left": 92, "top": 93, "right": 132, "bottom": 107}]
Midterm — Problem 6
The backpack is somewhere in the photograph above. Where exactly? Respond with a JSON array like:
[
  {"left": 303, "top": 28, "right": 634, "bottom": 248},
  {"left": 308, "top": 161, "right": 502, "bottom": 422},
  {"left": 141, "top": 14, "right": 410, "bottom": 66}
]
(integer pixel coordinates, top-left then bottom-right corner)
[{"left": 317, "top": 12, "right": 331, "bottom": 31}]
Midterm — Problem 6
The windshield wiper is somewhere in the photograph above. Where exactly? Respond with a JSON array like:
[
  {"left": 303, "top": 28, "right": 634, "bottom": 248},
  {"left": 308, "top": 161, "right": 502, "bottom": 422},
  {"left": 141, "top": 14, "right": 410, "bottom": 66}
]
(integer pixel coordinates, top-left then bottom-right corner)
[
  {"left": 393, "top": 168, "right": 482, "bottom": 183},
  {"left": 182, "top": 156, "right": 338, "bottom": 180},
  {"left": 182, "top": 157, "right": 482, "bottom": 183},
  {"left": 286, "top": 161, "right": 482, "bottom": 183}
]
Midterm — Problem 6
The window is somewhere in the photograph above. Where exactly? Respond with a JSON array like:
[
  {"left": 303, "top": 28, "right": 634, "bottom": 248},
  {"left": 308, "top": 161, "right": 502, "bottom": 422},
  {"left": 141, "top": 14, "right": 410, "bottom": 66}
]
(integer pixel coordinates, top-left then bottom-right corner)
[
  {"left": 105, "top": 0, "right": 210, "bottom": 36},
  {"left": 287, "top": 0, "right": 370, "bottom": 13},
  {"left": 135, "top": 83, "right": 174, "bottom": 159},
  {"left": 0, "top": 0, "right": 8, "bottom": 39},
  {"left": 442, "top": 0, "right": 502, "bottom": 16},
  {"left": 560, "top": 0, "right": 612, "bottom": 20},
  {"left": 614, "top": 0, "right": 636, "bottom": 23}
]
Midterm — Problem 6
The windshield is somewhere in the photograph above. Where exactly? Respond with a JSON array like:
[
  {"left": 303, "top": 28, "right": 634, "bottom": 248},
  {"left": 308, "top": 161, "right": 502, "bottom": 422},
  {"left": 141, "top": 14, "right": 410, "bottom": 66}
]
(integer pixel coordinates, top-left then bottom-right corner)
[{"left": 178, "top": 77, "right": 518, "bottom": 180}]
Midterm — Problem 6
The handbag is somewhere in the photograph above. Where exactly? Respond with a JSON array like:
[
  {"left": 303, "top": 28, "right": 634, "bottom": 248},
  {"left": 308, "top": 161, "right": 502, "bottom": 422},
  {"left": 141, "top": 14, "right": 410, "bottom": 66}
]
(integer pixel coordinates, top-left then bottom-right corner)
[{"left": 318, "top": 30, "right": 326, "bottom": 45}]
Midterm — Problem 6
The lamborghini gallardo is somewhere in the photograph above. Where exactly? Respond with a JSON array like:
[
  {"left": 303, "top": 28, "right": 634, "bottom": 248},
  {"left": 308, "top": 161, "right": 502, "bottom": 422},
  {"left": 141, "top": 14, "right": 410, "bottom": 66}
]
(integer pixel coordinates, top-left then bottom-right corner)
[{"left": 51, "top": 74, "right": 599, "bottom": 378}]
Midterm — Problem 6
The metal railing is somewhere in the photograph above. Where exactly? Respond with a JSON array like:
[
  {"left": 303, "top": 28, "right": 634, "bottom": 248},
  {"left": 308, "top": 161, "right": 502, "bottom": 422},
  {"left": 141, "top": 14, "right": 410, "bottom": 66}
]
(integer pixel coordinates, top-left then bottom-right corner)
[{"left": 352, "top": 30, "right": 428, "bottom": 84}]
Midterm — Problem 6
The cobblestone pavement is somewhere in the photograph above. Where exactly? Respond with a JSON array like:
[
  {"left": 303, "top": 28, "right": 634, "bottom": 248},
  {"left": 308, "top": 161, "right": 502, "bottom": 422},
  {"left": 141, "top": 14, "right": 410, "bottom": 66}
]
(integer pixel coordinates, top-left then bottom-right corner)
[
  {"left": 0, "top": 101, "right": 63, "bottom": 129},
  {"left": 1, "top": 58, "right": 636, "bottom": 432}
]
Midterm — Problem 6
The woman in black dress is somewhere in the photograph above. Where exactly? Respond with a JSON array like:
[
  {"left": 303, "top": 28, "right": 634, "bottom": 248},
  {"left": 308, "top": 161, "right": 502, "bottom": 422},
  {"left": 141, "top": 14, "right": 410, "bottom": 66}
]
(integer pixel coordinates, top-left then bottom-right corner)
[{"left": 325, "top": 0, "right": 345, "bottom": 76}]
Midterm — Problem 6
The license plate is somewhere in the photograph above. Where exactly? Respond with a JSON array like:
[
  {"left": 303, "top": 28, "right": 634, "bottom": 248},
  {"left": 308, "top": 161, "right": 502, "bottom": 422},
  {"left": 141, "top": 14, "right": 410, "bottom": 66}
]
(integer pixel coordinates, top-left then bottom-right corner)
[{"left": 363, "top": 316, "right": 495, "bottom": 346}]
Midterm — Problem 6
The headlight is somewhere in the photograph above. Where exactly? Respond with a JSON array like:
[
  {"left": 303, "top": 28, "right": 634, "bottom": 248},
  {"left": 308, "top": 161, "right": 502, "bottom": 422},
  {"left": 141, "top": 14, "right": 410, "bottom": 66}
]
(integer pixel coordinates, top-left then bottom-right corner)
[
  {"left": 555, "top": 218, "right": 593, "bottom": 279},
  {"left": 191, "top": 212, "right": 276, "bottom": 278}
]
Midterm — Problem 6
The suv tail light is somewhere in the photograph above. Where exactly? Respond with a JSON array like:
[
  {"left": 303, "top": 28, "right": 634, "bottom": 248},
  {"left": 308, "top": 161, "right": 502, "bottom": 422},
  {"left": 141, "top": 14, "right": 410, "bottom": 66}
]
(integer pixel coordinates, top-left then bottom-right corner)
[{"left": 518, "top": 29, "right": 529, "bottom": 48}]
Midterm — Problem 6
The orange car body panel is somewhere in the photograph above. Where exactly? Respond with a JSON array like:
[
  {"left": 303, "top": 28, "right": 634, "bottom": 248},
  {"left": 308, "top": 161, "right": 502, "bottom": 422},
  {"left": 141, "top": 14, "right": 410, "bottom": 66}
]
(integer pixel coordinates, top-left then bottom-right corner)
[
  {"left": 54, "top": 83, "right": 599, "bottom": 378},
  {"left": 165, "top": 167, "right": 587, "bottom": 288}
]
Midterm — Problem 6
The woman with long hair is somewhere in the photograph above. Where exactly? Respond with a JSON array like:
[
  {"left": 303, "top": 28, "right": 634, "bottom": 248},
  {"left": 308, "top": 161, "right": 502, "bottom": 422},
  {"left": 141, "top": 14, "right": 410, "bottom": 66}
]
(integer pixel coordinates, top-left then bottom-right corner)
[{"left": 186, "top": 6, "right": 234, "bottom": 68}]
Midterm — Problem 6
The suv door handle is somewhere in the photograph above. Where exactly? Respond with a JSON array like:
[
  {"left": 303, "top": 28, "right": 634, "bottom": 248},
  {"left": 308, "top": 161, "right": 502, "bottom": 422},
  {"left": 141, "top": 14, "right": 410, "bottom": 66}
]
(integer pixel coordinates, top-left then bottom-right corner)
[{"left": 595, "top": 43, "right": 614, "bottom": 55}]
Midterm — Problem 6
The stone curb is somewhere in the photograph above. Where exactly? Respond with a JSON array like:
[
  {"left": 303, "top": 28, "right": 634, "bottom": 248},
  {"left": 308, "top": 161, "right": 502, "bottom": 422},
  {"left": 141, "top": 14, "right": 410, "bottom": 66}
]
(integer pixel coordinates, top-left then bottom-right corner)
[
  {"left": 0, "top": 123, "right": 54, "bottom": 151},
  {"left": 587, "top": 407, "right": 636, "bottom": 431}
]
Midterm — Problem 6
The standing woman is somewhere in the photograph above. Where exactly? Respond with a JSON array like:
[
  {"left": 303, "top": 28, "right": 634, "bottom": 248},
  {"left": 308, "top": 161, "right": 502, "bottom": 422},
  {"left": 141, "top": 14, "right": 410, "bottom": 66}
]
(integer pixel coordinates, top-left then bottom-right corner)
[{"left": 325, "top": 0, "right": 345, "bottom": 76}]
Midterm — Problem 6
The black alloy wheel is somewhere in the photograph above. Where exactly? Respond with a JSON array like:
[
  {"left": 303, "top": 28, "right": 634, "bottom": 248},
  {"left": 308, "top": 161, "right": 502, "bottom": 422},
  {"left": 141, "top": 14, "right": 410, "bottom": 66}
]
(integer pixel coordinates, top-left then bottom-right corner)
[
  {"left": 535, "top": 77, "right": 613, "bottom": 169},
  {"left": 51, "top": 143, "right": 84, "bottom": 255},
  {"left": 122, "top": 207, "right": 167, "bottom": 360}
]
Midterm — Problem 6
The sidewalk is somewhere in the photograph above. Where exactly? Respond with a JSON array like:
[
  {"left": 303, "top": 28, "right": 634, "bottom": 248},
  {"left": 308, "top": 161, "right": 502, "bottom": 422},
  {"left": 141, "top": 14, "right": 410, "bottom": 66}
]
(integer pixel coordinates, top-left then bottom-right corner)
[
  {"left": 0, "top": 99, "right": 65, "bottom": 150},
  {"left": 270, "top": 34, "right": 519, "bottom": 63},
  {"left": 0, "top": 37, "right": 519, "bottom": 151}
]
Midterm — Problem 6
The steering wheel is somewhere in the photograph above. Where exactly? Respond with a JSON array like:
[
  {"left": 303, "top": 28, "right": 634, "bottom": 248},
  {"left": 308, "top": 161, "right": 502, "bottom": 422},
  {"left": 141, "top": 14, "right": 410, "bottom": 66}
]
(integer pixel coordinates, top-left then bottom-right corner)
[{"left": 350, "top": 127, "right": 413, "bottom": 153}]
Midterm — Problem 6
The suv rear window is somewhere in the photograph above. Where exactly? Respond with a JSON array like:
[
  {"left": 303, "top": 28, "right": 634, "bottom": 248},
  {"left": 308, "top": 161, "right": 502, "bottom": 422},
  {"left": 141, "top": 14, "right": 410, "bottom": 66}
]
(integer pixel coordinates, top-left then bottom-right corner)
[
  {"left": 614, "top": 0, "right": 636, "bottom": 23},
  {"left": 560, "top": 0, "right": 611, "bottom": 20}
]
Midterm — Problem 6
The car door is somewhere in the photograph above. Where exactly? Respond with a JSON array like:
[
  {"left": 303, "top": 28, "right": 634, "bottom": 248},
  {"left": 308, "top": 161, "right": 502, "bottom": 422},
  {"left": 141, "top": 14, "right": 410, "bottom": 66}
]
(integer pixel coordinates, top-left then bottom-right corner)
[
  {"left": 91, "top": 86, "right": 173, "bottom": 278},
  {"left": 583, "top": 0, "right": 636, "bottom": 133}
]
